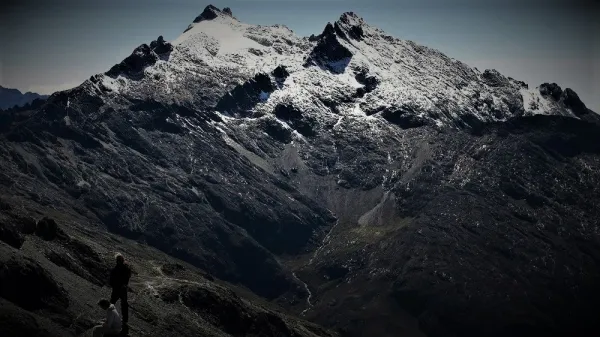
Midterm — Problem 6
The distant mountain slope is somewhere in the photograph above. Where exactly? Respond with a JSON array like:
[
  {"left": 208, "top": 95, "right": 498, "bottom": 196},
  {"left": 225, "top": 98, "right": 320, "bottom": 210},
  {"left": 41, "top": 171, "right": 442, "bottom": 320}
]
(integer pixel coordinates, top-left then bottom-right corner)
[{"left": 0, "top": 86, "right": 49, "bottom": 110}]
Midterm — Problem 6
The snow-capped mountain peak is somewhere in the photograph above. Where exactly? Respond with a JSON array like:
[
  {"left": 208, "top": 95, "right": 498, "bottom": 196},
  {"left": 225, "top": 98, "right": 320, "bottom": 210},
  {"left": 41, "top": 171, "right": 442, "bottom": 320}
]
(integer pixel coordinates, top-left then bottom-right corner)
[{"left": 73, "top": 5, "right": 595, "bottom": 133}]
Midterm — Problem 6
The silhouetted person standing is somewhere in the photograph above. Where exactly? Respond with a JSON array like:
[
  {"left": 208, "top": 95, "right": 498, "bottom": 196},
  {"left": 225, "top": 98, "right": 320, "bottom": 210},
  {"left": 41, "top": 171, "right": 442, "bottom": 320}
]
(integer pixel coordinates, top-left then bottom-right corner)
[{"left": 110, "top": 253, "right": 131, "bottom": 326}]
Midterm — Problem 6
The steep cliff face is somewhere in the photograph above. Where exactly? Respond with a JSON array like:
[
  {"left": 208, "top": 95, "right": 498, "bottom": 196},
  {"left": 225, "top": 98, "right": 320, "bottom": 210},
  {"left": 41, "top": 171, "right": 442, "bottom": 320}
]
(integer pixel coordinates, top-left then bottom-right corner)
[{"left": 1, "top": 5, "right": 599, "bottom": 337}]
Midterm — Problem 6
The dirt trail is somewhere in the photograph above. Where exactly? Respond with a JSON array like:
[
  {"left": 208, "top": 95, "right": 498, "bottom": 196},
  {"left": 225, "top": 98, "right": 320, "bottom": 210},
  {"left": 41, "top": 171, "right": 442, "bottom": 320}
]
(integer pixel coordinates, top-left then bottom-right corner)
[{"left": 292, "top": 219, "right": 340, "bottom": 315}]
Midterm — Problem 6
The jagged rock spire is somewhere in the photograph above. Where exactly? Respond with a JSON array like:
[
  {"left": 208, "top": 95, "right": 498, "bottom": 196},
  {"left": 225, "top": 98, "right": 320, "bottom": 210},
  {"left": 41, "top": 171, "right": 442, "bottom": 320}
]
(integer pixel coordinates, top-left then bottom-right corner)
[
  {"left": 193, "top": 5, "right": 234, "bottom": 23},
  {"left": 335, "top": 12, "right": 366, "bottom": 40},
  {"left": 304, "top": 21, "right": 353, "bottom": 73}
]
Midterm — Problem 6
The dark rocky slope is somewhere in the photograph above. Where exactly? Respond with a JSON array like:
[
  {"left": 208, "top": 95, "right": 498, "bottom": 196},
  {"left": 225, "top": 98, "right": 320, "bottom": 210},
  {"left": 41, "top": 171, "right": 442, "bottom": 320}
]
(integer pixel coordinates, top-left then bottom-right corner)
[
  {"left": 0, "top": 210, "right": 337, "bottom": 337},
  {"left": 289, "top": 116, "right": 600, "bottom": 337},
  {"left": 0, "top": 95, "right": 335, "bottom": 301}
]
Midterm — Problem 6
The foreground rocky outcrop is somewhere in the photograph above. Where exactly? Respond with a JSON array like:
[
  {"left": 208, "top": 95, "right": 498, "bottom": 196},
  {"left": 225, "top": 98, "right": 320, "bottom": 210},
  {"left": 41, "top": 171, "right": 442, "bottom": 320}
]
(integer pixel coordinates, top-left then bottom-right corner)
[
  {"left": 0, "top": 214, "right": 338, "bottom": 337},
  {"left": 1, "top": 4, "right": 599, "bottom": 337}
]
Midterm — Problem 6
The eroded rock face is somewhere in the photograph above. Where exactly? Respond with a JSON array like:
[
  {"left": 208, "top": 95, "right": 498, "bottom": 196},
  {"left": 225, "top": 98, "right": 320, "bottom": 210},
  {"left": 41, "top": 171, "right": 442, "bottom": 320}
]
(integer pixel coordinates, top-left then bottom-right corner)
[
  {"left": 304, "top": 23, "right": 353, "bottom": 73},
  {"left": 481, "top": 69, "right": 510, "bottom": 87},
  {"left": 193, "top": 5, "right": 221, "bottom": 22},
  {"left": 215, "top": 73, "right": 276, "bottom": 116},
  {"left": 150, "top": 35, "right": 174, "bottom": 55},
  {"left": 336, "top": 12, "right": 366, "bottom": 41},
  {"left": 540, "top": 82, "right": 563, "bottom": 100},
  {"left": 562, "top": 88, "right": 589, "bottom": 116},
  {"left": 106, "top": 37, "right": 173, "bottom": 78},
  {"left": 274, "top": 103, "right": 318, "bottom": 137},
  {"left": 380, "top": 104, "right": 428, "bottom": 129},
  {"left": 106, "top": 44, "right": 158, "bottom": 77}
]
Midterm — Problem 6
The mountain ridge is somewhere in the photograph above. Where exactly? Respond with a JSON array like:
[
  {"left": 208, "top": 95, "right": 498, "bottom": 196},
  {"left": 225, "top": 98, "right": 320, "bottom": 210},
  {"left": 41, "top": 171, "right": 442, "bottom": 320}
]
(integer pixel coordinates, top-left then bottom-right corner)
[
  {"left": 63, "top": 5, "right": 596, "bottom": 131},
  {"left": 0, "top": 85, "right": 49, "bottom": 110}
]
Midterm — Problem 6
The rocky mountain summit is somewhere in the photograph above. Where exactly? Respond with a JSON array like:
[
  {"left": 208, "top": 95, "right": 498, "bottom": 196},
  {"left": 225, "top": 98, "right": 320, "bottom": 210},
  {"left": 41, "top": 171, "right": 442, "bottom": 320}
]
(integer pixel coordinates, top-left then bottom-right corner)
[{"left": 1, "top": 5, "right": 599, "bottom": 337}]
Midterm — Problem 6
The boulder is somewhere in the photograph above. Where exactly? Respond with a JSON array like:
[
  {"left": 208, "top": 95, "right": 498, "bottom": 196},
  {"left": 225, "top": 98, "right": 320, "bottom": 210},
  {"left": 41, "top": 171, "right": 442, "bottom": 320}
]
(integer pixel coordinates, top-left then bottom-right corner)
[
  {"left": 35, "top": 217, "right": 63, "bottom": 241},
  {"left": 272, "top": 65, "right": 290, "bottom": 79}
]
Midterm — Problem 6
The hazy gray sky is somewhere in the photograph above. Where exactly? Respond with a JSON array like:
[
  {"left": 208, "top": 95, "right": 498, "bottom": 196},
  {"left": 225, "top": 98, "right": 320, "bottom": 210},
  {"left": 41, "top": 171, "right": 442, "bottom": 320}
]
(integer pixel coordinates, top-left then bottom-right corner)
[{"left": 1, "top": 0, "right": 598, "bottom": 111}]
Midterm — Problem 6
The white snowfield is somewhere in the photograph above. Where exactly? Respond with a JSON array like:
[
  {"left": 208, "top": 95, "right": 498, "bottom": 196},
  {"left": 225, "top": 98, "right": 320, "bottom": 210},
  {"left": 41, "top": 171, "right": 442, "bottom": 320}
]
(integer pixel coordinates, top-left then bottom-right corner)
[{"left": 90, "top": 6, "right": 583, "bottom": 132}]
